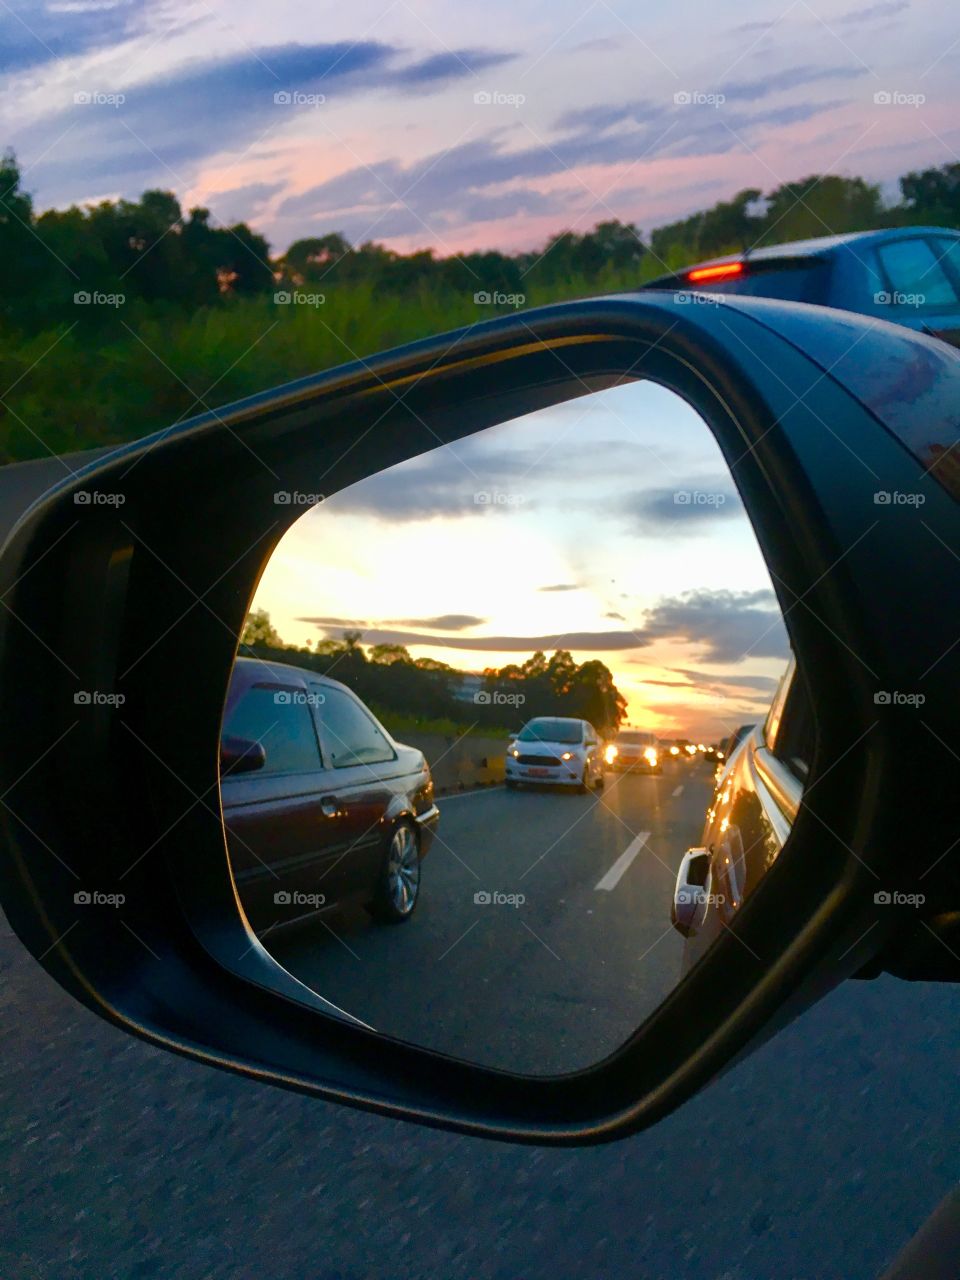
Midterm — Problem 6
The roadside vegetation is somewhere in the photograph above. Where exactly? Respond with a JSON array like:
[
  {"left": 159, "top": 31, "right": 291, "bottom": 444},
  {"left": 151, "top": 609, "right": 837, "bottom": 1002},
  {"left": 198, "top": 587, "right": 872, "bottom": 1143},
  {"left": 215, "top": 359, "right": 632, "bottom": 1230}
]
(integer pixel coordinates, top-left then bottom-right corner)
[
  {"left": 239, "top": 610, "right": 626, "bottom": 737},
  {"left": 3, "top": 149, "right": 960, "bottom": 463}
]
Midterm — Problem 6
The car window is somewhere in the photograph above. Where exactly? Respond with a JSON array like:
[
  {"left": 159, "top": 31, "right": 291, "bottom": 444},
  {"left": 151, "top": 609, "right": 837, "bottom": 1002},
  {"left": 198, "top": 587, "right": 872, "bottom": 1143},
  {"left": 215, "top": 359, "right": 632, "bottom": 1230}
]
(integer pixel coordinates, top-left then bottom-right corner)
[
  {"left": 932, "top": 237, "right": 960, "bottom": 289},
  {"left": 517, "top": 719, "right": 583, "bottom": 744},
  {"left": 875, "top": 239, "right": 957, "bottom": 307},
  {"left": 314, "top": 684, "right": 395, "bottom": 768},
  {"left": 771, "top": 668, "right": 816, "bottom": 780},
  {"left": 222, "top": 684, "right": 321, "bottom": 775}
]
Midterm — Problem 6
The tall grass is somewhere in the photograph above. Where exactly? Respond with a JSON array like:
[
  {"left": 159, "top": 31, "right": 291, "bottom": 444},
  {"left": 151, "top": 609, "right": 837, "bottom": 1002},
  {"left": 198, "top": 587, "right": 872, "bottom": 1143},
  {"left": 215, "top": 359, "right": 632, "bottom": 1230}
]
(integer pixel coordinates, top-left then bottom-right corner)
[{"left": 0, "top": 265, "right": 654, "bottom": 463}]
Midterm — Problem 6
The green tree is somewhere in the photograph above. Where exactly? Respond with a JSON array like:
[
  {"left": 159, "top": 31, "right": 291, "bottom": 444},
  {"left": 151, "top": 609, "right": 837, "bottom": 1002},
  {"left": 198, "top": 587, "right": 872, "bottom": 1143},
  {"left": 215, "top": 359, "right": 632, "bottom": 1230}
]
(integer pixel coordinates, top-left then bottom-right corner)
[{"left": 241, "top": 608, "right": 284, "bottom": 647}]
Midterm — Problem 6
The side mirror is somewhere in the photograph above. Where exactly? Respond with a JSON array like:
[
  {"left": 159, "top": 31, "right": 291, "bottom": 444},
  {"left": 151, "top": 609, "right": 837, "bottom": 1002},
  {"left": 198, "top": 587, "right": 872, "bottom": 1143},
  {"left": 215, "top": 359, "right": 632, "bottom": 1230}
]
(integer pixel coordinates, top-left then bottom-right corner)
[
  {"left": 0, "top": 292, "right": 956, "bottom": 1146},
  {"left": 220, "top": 735, "right": 266, "bottom": 776}
]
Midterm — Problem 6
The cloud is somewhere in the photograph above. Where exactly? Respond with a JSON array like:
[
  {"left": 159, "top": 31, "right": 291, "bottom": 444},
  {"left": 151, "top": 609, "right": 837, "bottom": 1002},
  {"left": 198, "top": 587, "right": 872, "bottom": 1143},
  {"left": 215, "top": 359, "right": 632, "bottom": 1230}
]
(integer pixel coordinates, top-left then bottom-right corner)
[
  {"left": 641, "top": 588, "right": 789, "bottom": 664},
  {"left": 275, "top": 90, "right": 841, "bottom": 241},
  {"left": 605, "top": 610, "right": 626, "bottom": 620},
  {"left": 21, "top": 40, "right": 517, "bottom": 200},
  {"left": 538, "top": 583, "right": 580, "bottom": 592},
  {"left": 836, "top": 0, "right": 909, "bottom": 23},
  {"left": 722, "top": 64, "right": 869, "bottom": 101},
  {"left": 620, "top": 480, "right": 743, "bottom": 533},
  {"left": 384, "top": 614, "right": 486, "bottom": 631},
  {"left": 298, "top": 623, "right": 650, "bottom": 652},
  {"left": 671, "top": 666, "right": 780, "bottom": 693},
  {"left": 0, "top": 0, "right": 154, "bottom": 73}
]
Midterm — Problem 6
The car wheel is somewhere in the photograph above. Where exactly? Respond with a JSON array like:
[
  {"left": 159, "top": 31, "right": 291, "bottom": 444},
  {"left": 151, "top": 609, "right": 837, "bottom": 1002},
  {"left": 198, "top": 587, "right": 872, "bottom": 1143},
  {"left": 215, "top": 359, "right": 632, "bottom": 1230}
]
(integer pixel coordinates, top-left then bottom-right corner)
[
  {"left": 577, "top": 767, "right": 589, "bottom": 794},
  {"left": 369, "top": 820, "right": 421, "bottom": 924}
]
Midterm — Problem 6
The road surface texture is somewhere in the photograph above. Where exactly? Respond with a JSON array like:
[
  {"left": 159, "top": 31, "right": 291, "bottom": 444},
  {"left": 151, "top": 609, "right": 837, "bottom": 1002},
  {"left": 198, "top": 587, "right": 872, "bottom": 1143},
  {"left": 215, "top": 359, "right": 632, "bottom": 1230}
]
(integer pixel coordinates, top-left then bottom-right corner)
[
  {"left": 270, "top": 764, "right": 715, "bottom": 1074},
  {"left": 2, "top": 760, "right": 958, "bottom": 1280}
]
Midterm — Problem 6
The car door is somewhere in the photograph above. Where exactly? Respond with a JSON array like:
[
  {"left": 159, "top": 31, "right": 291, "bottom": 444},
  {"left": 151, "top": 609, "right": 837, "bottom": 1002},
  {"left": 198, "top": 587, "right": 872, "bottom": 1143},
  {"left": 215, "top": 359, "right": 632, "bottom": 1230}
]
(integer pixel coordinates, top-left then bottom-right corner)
[
  {"left": 308, "top": 682, "right": 400, "bottom": 905},
  {"left": 220, "top": 678, "right": 342, "bottom": 930}
]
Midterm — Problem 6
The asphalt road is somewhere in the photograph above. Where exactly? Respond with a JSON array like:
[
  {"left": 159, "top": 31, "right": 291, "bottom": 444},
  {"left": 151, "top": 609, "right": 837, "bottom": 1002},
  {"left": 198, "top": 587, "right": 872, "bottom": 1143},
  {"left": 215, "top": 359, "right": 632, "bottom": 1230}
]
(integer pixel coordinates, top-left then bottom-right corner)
[
  {"left": 2, "top": 763, "right": 959, "bottom": 1279},
  {"left": 270, "top": 762, "right": 716, "bottom": 1074}
]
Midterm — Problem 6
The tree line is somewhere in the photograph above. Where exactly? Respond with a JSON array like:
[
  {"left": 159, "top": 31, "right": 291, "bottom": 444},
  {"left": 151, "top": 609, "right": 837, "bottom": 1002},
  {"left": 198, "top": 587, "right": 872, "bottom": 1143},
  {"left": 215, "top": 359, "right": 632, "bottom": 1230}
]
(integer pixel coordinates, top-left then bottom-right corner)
[
  {"left": 4, "top": 149, "right": 960, "bottom": 338},
  {"left": 239, "top": 610, "right": 626, "bottom": 736}
]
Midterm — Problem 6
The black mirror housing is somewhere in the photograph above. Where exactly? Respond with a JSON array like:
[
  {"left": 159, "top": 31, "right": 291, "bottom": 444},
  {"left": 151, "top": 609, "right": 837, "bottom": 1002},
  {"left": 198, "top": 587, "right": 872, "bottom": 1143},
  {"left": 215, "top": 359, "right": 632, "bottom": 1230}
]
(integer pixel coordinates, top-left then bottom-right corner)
[{"left": 0, "top": 292, "right": 957, "bottom": 1144}]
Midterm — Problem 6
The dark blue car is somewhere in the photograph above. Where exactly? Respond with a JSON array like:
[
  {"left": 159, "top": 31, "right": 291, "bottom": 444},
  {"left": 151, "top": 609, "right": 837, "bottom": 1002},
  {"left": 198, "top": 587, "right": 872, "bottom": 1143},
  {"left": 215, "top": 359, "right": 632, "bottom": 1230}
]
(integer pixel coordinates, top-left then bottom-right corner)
[{"left": 643, "top": 226, "right": 960, "bottom": 348}]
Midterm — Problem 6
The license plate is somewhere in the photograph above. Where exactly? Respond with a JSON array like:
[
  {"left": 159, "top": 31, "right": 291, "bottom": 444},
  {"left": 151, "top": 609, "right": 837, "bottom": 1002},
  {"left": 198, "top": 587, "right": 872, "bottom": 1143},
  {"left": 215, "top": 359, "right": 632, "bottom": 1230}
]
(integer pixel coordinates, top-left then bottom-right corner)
[{"left": 527, "top": 767, "right": 550, "bottom": 777}]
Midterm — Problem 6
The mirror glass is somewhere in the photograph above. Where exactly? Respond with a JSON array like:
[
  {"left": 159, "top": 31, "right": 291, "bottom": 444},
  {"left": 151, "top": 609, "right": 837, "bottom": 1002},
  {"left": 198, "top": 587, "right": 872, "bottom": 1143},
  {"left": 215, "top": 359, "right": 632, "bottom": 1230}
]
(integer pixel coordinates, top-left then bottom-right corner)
[{"left": 220, "top": 381, "right": 810, "bottom": 1074}]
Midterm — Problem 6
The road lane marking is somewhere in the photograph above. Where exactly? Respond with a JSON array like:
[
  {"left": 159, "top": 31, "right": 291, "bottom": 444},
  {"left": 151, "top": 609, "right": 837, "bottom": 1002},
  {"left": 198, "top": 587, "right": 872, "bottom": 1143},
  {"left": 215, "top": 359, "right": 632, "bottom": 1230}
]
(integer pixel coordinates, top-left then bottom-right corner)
[
  {"left": 595, "top": 831, "right": 651, "bottom": 891},
  {"left": 438, "top": 785, "right": 505, "bottom": 801},
  {"left": 672, "top": 785, "right": 684, "bottom": 797}
]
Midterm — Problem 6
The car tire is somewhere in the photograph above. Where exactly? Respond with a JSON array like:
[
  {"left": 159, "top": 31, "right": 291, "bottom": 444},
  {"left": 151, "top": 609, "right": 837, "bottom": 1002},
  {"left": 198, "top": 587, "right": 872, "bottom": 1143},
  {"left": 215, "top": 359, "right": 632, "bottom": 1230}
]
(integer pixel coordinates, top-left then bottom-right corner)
[
  {"left": 368, "top": 819, "right": 421, "bottom": 924},
  {"left": 576, "top": 767, "right": 589, "bottom": 794}
]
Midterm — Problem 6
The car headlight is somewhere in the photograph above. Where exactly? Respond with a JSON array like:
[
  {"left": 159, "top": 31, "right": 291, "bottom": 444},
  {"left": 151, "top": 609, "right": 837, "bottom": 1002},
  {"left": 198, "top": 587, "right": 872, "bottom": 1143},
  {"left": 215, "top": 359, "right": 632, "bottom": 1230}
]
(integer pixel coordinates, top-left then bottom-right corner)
[
  {"left": 510, "top": 748, "right": 519, "bottom": 758},
  {"left": 670, "top": 745, "right": 679, "bottom": 756},
  {"left": 604, "top": 744, "right": 618, "bottom": 763},
  {"left": 561, "top": 751, "right": 574, "bottom": 761},
  {"left": 643, "top": 746, "right": 658, "bottom": 765}
]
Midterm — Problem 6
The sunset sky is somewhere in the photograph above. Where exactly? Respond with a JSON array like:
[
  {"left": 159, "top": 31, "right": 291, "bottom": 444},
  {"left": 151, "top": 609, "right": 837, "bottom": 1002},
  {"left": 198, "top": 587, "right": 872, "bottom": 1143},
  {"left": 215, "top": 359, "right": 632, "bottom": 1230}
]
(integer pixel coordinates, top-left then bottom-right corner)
[
  {"left": 251, "top": 383, "right": 791, "bottom": 740},
  {"left": 3, "top": 0, "right": 960, "bottom": 258}
]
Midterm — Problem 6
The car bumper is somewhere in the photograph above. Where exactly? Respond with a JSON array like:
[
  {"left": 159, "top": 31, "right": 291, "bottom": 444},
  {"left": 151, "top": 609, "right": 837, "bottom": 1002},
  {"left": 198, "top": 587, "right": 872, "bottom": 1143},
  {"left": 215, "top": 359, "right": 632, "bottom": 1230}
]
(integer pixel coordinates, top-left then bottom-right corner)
[{"left": 505, "top": 764, "right": 583, "bottom": 785}]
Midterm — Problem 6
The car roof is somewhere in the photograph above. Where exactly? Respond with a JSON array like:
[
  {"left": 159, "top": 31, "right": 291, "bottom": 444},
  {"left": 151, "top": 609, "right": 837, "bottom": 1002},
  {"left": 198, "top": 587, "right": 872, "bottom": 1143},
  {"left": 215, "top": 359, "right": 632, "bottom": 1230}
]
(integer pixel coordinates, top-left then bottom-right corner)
[
  {"left": 643, "top": 226, "right": 960, "bottom": 287},
  {"left": 231, "top": 653, "right": 349, "bottom": 694}
]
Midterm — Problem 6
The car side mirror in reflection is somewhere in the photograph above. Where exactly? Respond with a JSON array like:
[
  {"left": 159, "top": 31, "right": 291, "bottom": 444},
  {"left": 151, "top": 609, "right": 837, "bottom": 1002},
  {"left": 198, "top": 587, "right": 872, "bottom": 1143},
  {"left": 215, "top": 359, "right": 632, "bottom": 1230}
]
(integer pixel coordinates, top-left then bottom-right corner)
[
  {"left": 220, "top": 735, "right": 266, "bottom": 776},
  {"left": 0, "top": 292, "right": 956, "bottom": 1146}
]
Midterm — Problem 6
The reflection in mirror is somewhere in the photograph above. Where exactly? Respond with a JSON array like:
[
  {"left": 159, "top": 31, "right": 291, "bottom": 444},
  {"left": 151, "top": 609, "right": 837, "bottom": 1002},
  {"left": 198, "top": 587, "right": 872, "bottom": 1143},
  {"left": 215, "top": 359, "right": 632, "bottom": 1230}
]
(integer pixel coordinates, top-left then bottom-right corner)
[{"left": 220, "top": 382, "right": 810, "bottom": 1075}]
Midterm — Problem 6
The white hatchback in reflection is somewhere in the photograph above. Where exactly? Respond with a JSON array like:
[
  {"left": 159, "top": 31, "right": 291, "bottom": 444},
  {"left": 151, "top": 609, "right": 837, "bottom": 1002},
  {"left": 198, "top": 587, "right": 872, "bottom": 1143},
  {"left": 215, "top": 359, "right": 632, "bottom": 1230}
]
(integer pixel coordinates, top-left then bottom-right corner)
[{"left": 505, "top": 716, "right": 605, "bottom": 792}]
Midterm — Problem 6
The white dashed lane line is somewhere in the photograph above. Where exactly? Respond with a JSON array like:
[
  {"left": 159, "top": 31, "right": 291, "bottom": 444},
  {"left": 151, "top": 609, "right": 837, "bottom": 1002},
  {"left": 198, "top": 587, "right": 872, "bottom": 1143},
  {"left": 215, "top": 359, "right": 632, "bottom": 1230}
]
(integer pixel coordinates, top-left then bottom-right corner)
[{"left": 595, "top": 831, "right": 652, "bottom": 892}]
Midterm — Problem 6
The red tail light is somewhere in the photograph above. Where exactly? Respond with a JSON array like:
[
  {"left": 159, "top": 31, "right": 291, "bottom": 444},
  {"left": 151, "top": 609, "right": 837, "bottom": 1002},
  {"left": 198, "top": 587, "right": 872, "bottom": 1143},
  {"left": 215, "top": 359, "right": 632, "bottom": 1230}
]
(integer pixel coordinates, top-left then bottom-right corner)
[{"left": 686, "top": 261, "right": 745, "bottom": 283}]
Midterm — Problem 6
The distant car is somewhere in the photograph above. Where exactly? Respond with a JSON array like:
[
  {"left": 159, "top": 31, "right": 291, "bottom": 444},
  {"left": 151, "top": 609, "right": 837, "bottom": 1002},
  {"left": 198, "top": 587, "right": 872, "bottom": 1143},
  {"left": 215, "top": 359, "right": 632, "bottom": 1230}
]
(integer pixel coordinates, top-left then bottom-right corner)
[
  {"left": 671, "top": 658, "right": 813, "bottom": 964},
  {"left": 505, "top": 716, "right": 604, "bottom": 792},
  {"left": 605, "top": 729, "right": 662, "bottom": 774},
  {"left": 220, "top": 657, "right": 439, "bottom": 932},
  {"left": 643, "top": 227, "right": 960, "bottom": 349}
]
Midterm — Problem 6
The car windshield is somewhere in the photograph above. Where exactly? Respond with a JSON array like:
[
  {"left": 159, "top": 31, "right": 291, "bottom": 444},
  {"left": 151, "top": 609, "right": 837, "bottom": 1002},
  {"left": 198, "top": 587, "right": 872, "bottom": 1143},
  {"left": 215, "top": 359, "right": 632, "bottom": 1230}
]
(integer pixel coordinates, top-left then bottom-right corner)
[
  {"left": 517, "top": 719, "right": 582, "bottom": 744},
  {"left": 616, "top": 731, "right": 655, "bottom": 745}
]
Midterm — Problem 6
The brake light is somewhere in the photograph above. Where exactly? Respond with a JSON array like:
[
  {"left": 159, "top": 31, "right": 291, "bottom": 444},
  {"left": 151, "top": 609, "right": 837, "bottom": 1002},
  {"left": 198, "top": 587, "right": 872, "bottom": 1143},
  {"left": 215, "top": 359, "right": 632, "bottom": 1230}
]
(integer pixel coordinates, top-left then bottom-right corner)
[{"left": 687, "top": 261, "right": 745, "bottom": 283}]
